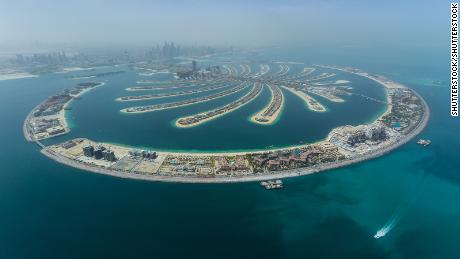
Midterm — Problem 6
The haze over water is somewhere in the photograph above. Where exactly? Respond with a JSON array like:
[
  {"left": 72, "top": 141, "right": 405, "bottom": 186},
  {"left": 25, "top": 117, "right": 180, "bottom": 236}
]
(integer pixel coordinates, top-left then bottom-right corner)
[
  {"left": 0, "top": 1, "right": 457, "bottom": 258},
  {"left": 45, "top": 58, "right": 384, "bottom": 152}
]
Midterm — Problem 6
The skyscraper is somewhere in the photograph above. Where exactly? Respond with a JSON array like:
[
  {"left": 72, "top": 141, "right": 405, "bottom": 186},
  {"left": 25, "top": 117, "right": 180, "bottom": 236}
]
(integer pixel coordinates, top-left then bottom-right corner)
[
  {"left": 83, "top": 145, "right": 95, "bottom": 157},
  {"left": 192, "top": 60, "right": 197, "bottom": 71}
]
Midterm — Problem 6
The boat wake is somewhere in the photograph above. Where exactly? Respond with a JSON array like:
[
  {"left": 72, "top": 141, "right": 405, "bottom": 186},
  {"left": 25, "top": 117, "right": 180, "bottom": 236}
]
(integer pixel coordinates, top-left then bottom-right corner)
[
  {"left": 374, "top": 213, "right": 401, "bottom": 239},
  {"left": 373, "top": 172, "right": 427, "bottom": 239}
]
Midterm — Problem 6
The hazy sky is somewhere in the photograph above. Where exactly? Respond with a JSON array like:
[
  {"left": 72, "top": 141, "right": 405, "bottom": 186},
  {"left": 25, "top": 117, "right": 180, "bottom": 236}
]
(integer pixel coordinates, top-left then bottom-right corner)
[{"left": 0, "top": 0, "right": 449, "bottom": 49}]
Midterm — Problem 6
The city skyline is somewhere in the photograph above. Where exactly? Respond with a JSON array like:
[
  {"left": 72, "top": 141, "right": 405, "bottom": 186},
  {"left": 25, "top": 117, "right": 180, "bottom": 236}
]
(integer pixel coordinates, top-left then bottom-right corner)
[
  {"left": 0, "top": 2, "right": 457, "bottom": 258},
  {"left": 0, "top": 0, "right": 447, "bottom": 50}
]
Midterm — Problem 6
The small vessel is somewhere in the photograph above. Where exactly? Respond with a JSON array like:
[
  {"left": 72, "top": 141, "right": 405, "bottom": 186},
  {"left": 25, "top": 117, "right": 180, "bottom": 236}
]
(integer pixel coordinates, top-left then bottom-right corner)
[
  {"left": 417, "top": 139, "right": 431, "bottom": 146},
  {"left": 260, "top": 180, "right": 283, "bottom": 190},
  {"left": 374, "top": 230, "right": 386, "bottom": 239}
]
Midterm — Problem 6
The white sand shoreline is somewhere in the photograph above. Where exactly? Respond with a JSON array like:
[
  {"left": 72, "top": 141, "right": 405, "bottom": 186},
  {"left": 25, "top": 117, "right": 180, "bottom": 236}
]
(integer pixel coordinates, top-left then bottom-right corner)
[
  {"left": 0, "top": 72, "right": 37, "bottom": 81},
  {"left": 281, "top": 86, "right": 327, "bottom": 112},
  {"left": 121, "top": 82, "right": 248, "bottom": 114},
  {"left": 27, "top": 66, "right": 430, "bottom": 183},
  {"left": 116, "top": 84, "right": 228, "bottom": 102},
  {"left": 175, "top": 83, "right": 263, "bottom": 128},
  {"left": 41, "top": 96, "right": 429, "bottom": 183},
  {"left": 250, "top": 85, "right": 285, "bottom": 125}
]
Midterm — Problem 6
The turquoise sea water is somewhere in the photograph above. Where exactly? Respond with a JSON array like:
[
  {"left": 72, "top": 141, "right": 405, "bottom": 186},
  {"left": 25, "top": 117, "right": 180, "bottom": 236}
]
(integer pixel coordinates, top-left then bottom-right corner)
[
  {"left": 46, "top": 62, "right": 386, "bottom": 152},
  {"left": 0, "top": 47, "right": 459, "bottom": 258}
]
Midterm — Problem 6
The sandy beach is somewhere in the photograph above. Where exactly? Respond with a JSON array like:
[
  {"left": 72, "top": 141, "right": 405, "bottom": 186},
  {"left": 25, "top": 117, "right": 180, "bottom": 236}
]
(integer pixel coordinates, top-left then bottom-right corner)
[
  {"left": 55, "top": 67, "right": 95, "bottom": 74},
  {"left": 307, "top": 72, "right": 336, "bottom": 82},
  {"left": 59, "top": 82, "right": 106, "bottom": 134},
  {"left": 280, "top": 86, "right": 327, "bottom": 112},
  {"left": 0, "top": 72, "right": 37, "bottom": 81},
  {"left": 121, "top": 82, "right": 248, "bottom": 114},
  {"left": 317, "top": 65, "right": 399, "bottom": 117},
  {"left": 40, "top": 96, "right": 429, "bottom": 183},
  {"left": 175, "top": 83, "right": 263, "bottom": 128},
  {"left": 250, "top": 84, "right": 285, "bottom": 125},
  {"left": 28, "top": 66, "right": 430, "bottom": 183},
  {"left": 117, "top": 84, "right": 228, "bottom": 101},
  {"left": 127, "top": 82, "right": 210, "bottom": 91},
  {"left": 308, "top": 89, "right": 345, "bottom": 103}
]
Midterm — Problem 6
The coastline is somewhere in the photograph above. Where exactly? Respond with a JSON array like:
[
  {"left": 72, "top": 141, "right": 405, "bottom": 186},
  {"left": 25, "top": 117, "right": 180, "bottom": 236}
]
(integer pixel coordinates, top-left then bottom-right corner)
[
  {"left": 175, "top": 83, "right": 263, "bottom": 128},
  {"left": 127, "top": 82, "right": 210, "bottom": 91},
  {"left": 61, "top": 82, "right": 106, "bottom": 129},
  {"left": 308, "top": 90, "right": 345, "bottom": 103},
  {"left": 272, "top": 64, "right": 290, "bottom": 78},
  {"left": 250, "top": 85, "right": 285, "bottom": 125},
  {"left": 0, "top": 72, "right": 37, "bottom": 81},
  {"left": 306, "top": 72, "right": 336, "bottom": 82},
  {"left": 23, "top": 82, "right": 105, "bottom": 142},
  {"left": 26, "top": 66, "right": 430, "bottom": 183},
  {"left": 290, "top": 67, "right": 315, "bottom": 79},
  {"left": 40, "top": 92, "right": 429, "bottom": 183},
  {"left": 116, "top": 84, "right": 229, "bottom": 102},
  {"left": 318, "top": 65, "right": 395, "bottom": 117},
  {"left": 253, "top": 64, "right": 270, "bottom": 78},
  {"left": 121, "top": 82, "right": 248, "bottom": 114},
  {"left": 280, "top": 85, "right": 327, "bottom": 112}
]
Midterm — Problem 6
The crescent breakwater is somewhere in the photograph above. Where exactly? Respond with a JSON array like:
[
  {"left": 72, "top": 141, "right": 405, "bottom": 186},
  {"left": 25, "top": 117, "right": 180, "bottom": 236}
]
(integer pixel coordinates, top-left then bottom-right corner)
[
  {"left": 308, "top": 87, "right": 347, "bottom": 103},
  {"left": 23, "top": 81, "right": 105, "bottom": 141},
  {"left": 24, "top": 64, "right": 429, "bottom": 183}
]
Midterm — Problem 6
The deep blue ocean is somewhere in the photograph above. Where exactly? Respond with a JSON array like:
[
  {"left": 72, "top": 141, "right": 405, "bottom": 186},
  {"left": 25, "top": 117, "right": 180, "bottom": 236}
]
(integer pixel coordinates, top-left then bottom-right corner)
[{"left": 0, "top": 46, "right": 458, "bottom": 258}]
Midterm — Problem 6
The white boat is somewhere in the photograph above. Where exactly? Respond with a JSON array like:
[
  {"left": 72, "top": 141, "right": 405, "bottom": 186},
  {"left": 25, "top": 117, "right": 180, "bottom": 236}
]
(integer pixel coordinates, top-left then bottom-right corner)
[
  {"left": 260, "top": 180, "right": 283, "bottom": 190},
  {"left": 374, "top": 230, "right": 386, "bottom": 239},
  {"left": 416, "top": 139, "right": 431, "bottom": 146},
  {"left": 374, "top": 227, "right": 390, "bottom": 239}
]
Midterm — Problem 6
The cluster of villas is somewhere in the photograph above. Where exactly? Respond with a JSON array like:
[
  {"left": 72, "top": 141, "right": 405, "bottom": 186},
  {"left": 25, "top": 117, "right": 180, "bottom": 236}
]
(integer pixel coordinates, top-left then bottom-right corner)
[
  {"left": 380, "top": 88, "right": 424, "bottom": 134},
  {"left": 177, "top": 83, "right": 262, "bottom": 127},
  {"left": 25, "top": 62, "right": 428, "bottom": 182},
  {"left": 250, "top": 143, "right": 345, "bottom": 173}
]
